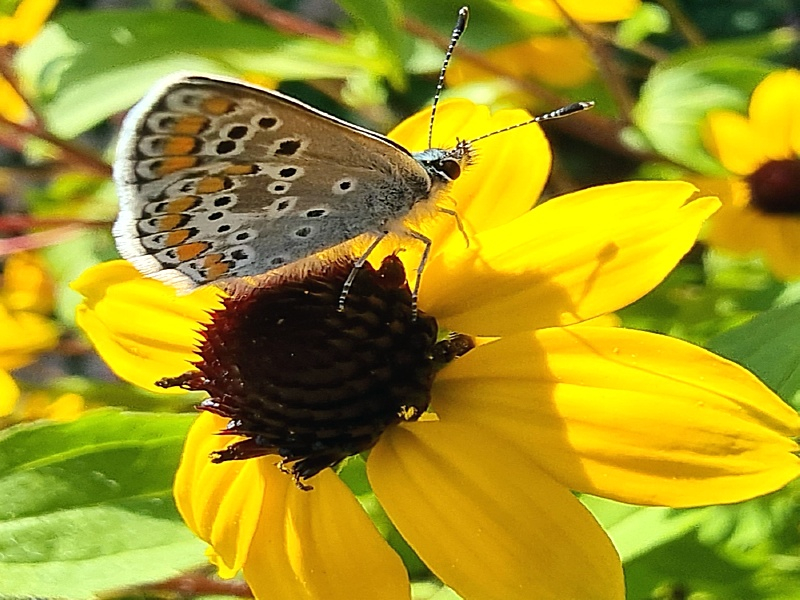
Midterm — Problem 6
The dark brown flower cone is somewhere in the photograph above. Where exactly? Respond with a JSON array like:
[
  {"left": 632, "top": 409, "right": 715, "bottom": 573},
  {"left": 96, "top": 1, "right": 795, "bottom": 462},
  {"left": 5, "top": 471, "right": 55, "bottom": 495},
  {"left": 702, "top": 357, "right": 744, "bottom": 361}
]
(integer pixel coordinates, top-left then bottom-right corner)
[
  {"left": 159, "top": 255, "right": 474, "bottom": 489},
  {"left": 747, "top": 159, "right": 800, "bottom": 215}
]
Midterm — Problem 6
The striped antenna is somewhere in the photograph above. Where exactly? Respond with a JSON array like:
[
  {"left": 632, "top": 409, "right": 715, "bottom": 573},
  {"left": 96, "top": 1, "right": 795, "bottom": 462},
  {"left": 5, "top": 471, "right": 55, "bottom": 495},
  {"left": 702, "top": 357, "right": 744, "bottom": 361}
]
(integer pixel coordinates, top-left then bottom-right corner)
[
  {"left": 464, "top": 101, "right": 596, "bottom": 146},
  {"left": 428, "top": 6, "right": 470, "bottom": 149}
]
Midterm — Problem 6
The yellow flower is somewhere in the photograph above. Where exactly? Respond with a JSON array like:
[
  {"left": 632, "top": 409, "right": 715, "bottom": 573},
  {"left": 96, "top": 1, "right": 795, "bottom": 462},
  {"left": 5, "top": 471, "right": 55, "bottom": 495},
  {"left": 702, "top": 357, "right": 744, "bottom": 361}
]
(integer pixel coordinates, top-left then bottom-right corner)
[
  {"left": 71, "top": 260, "right": 224, "bottom": 393},
  {"left": 448, "top": 35, "right": 594, "bottom": 90},
  {"left": 512, "top": 0, "right": 640, "bottom": 23},
  {"left": 702, "top": 69, "right": 800, "bottom": 280},
  {"left": 76, "top": 101, "right": 799, "bottom": 600},
  {"left": 0, "top": 0, "right": 57, "bottom": 46},
  {"left": 0, "top": 253, "right": 59, "bottom": 417},
  {"left": 0, "top": 76, "right": 28, "bottom": 124},
  {"left": 449, "top": 0, "right": 639, "bottom": 90},
  {"left": 0, "top": 0, "right": 58, "bottom": 123},
  {"left": 14, "top": 390, "right": 85, "bottom": 421}
]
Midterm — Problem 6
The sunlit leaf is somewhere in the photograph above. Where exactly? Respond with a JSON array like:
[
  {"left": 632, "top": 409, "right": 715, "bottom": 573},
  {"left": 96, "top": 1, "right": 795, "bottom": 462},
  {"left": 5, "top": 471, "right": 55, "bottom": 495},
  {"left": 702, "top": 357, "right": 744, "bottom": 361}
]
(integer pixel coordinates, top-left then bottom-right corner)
[{"left": 0, "top": 410, "right": 205, "bottom": 598}]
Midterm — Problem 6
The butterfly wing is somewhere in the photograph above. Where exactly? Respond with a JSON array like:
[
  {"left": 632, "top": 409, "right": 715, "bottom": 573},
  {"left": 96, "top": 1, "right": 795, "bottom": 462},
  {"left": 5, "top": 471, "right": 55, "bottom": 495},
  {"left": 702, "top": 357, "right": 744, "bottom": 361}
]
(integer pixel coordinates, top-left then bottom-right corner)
[{"left": 113, "top": 73, "right": 432, "bottom": 290}]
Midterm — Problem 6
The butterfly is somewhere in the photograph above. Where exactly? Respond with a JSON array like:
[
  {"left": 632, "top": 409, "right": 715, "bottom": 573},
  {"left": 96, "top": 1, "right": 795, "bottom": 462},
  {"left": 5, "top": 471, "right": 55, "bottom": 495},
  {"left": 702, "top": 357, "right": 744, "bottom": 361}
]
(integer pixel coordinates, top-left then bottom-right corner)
[{"left": 112, "top": 7, "right": 592, "bottom": 308}]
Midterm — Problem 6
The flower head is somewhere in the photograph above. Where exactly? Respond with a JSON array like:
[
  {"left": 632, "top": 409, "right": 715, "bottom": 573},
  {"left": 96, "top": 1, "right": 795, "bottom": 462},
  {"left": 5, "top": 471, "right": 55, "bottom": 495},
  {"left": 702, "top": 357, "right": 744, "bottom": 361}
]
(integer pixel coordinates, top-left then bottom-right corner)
[
  {"left": 0, "top": 253, "right": 59, "bottom": 417},
  {"left": 159, "top": 255, "right": 472, "bottom": 488},
  {"left": 702, "top": 69, "right": 800, "bottom": 279},
  {"left": 0, "top": 0, "right": 58, "bottom": 123},
  {"left": 76, "top": 101, "right": 800, "bottom": 599}
]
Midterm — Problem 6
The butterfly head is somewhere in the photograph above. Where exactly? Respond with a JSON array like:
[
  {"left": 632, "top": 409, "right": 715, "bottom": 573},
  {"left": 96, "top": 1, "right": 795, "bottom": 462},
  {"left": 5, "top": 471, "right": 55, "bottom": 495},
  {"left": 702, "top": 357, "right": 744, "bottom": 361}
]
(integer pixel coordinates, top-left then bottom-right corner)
[{"left": 413, "top": 138, "right": 475, "bottom": 193}]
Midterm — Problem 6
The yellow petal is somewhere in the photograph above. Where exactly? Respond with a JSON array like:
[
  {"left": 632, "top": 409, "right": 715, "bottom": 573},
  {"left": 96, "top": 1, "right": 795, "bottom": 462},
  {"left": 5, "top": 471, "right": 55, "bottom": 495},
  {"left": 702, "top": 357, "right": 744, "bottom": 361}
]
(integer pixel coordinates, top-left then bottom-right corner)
[
  {"left": 748, "top": 69, "right": 800, "bottom": 161},
  {"left": 0, "top": 0, "right": 57, "bottom": 46},
  {"left": 243, "top": 468, "right": 409, "bottom": 600},
  {"left": 420, "top": 181, "right": 719, "bottom": 336},
  {"left": 0, "top": 304, "right": 59, "bottom": 370},
  {"left": 452, "top": 36, "right": 594, "bottom": 89},
  {"left": 513, "top": 0, "right": 640, "bottom": 22},
  {"left": 703, "top": 109, "right": 768, "bottom": 175},
  {"left": 0, "top": 76, "right": 29, "bottom": 124},
  {"left": 514, "top": 36, "right": 594, "bottom": 88},
  {"left": 72, "top": 260, "right": 224, "bottom": 393},
  {"left": 22, "top": 391, "right": 85, "bottom": 422},
  {"left": 175, "top": 413, "right": 270, "bottom": 576},
  {"left": 759, "top": 214, "right": 800, "bottom": 280},
  {"left": 433, "top": 327, "right": 800, "bottom": 508},
  {"left": 369, "top": 420, "right": 624, "bottom": 600},
  {"left": 176, "top": 413, "right": 409, "bottom": 599},
  {"left": 0, "top": 369, "right": 19, "bottom": 417},
  {"left": 389, "top": 100, "right": 551, "bottom": 241},
  {"left": 1, "top": 252, "right": 54, "bottom": 314}
]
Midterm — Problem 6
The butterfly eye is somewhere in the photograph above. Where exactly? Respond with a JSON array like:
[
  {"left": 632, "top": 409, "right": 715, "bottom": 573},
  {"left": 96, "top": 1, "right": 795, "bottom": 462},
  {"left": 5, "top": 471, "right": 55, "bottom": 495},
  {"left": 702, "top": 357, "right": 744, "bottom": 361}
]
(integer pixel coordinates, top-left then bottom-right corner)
[{"left": 438, "top": 158, "right": 461, "bottom": 181}]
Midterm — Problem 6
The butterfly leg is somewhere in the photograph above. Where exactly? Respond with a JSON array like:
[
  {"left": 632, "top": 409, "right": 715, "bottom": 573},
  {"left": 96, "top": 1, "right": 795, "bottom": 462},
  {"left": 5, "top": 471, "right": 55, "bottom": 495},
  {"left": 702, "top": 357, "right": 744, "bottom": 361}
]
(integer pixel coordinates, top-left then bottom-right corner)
[
  {"left": 437, "top": 206, "right": 470, "bottom": 248},
  {"left": 407, "top": 229, "right": 432, "bottom": 319},
  {"left": 339, "top": 231, "right": 388, "bottom": 312}
]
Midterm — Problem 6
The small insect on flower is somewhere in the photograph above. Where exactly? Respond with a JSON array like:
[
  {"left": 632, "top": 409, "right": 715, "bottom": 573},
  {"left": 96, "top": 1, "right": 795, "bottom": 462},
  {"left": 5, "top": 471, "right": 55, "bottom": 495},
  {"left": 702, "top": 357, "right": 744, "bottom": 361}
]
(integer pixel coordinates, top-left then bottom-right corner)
[
  {"left": 112, "top": 6, "right": 593, "bottom": 313},
  {"left": 158, "top": 254, "right": 474, "bottom": 490}
]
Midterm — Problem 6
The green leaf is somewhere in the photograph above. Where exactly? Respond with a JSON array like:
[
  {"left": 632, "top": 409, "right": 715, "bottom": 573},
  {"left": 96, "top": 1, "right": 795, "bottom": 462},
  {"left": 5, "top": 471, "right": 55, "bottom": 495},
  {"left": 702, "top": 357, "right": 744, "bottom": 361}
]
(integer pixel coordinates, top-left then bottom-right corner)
[
  {"left": 615, "top": 3, "right": 670, "bottom": 48},
  {"left": 336, "top": 0, "right": 408, "bottom": 87},
  {"left": 624, "top": 533, "right": 761, "bottom": 600},
  {"left": 16, "top": 10, "right": 388, "bottom": 138},
  {"left": 709, "top": 302, "right": 800, "bottom": 408},
  {"left": 0, "top": 410, "right": 206, "bottom": 598},
  {"left": 581, "top": 496, "right": 705, "bottom": 562},
  {"left": 633, "top": 56, "right": 774, "bottom": 176}
]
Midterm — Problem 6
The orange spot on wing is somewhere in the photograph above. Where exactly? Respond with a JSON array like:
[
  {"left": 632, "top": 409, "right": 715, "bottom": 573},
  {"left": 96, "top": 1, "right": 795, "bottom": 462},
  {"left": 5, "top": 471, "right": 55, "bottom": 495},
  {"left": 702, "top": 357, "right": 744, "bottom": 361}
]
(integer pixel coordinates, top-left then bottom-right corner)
[
  {"left": 224, "top": 164, "right": 260, "bottom": 176},
  {"left": 163, "top": 136, "right": 200, "bottom": 156},
  {"left": 165, "top": 229, "right": 195, "bottom": 246},
  {"left": 202, "top": 96, "right": 235, "bottom": 115},
  {"left": 172, "top": 115, "right": 210, "bottom": 135},
  {"left": 175, "top": 242, "right": 211, "bottom": 261},
  {"left": 202, "top": 253, "right": 231, "bottom": 279},
  {"left": 155, "top": 156, "right": 198, "bottom": 176},
  {"left": 155, "top": 214, "right": 186, "bottom": 231},
  {"left": 163, "top": 196, "right": 201, "bottom": 213},
  {"left": 196, "top": 177, "right": 230, "bottom": 194}
]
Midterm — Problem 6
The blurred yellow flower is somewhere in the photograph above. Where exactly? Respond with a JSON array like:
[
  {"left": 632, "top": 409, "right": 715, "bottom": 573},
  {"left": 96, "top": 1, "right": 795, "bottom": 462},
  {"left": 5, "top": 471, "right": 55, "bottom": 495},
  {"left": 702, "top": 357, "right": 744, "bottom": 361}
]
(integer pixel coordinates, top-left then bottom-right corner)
[
  {"left": 0, "top": 0, "right": 57, "bottom": 123},
  {"left": 449, "top": 0, "right": 640, "bottom": 90},
  {"left": 0, "top": 0, "right": 57, "bottom": 46},
  {"left": 512, "top": 0, "right": 641, "bottom": 23},
  {"left": 2, "top": 251, "right": 55, "bottom": 313},
  {"left": 15, "top": 390, "right": 85, "bottom": 421},
  {"left": 0, "top": 76, "right": 28, "bottom": 124},
  {"left": 0, "top": 369, "right": 19, "bottom": 416},
  {"left": 0, "top": 253, "right": 59, "bottom": 416},
  {"left": 75, "top": 101, "right": 800, "bottom": 600},
  {"left": 702, "top": 69, "right": 800, "bottom": 280}
]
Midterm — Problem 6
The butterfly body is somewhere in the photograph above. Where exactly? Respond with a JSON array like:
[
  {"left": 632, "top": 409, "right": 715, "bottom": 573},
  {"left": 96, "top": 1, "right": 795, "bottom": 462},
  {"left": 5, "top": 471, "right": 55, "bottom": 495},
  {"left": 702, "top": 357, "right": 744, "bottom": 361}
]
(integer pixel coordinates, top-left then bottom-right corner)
[{"left": 113, "top": 73, "right": 467, "bottom": 291}]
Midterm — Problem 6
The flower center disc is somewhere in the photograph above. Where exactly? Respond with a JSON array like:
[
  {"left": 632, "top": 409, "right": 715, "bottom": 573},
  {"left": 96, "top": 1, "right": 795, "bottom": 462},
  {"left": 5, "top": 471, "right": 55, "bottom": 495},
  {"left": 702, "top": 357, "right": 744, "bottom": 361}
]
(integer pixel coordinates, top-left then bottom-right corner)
[
  {"left": 746, "top": 158, "right": 800, "bottom": 215},
  {"left": 159, "top": 255, "right": 473, "bottom": 488}
]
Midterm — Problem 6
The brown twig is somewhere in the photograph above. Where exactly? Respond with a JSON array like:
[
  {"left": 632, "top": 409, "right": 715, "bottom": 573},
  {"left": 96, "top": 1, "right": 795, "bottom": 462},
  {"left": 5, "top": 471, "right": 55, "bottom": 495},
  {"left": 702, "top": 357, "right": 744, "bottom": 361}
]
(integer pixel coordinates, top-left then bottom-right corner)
[
  {"left": 0, "top": 114, "right": 113, "bottom": 178},
  {"left": 657, "top": 0, "right": 706, "bottom": 46},
  {"left": 0, "top": 46, "right": 47, "bottom": 125},
  {"left": 0, "top": 226, "right": 84, "bottom": 255},
  {"left": 221, "top": 0, "right": 343, "bottom": 43},
  {"left": 591, "top": 23, "right": 670, "bottom": 63},
  {"left": 551, "top": 2, "right": 636, "bottom": 122},
  {"left": 143, "top": 572, "right": 253, "bottom": 597},
  {"left": 0, "top": 214, "right": 111, "bottom": 233}
]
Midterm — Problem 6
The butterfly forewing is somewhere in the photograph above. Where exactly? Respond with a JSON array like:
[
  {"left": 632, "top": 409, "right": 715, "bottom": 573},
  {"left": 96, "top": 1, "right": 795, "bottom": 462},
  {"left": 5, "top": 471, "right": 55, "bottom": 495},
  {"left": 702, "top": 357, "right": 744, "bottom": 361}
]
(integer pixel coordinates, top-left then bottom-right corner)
[{"left": 113, "top": 74, "right": 433, "bottom": 290}]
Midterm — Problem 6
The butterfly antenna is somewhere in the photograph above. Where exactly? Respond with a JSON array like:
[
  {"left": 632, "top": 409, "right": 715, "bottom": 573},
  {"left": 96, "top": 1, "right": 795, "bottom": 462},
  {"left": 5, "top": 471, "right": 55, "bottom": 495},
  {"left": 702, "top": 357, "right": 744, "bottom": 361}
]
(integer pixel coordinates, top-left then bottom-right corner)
[
  {"left": 428, "top": 6, "right": 470, "bottom": 149},
  {"left": 463, "top": 101, "right": 595, "bottom": 146}
]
